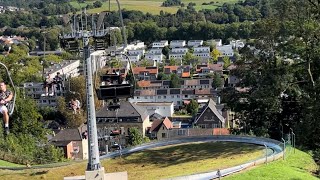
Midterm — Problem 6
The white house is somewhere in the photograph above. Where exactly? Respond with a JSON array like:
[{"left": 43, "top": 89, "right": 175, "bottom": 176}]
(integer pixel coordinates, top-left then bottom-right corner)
[
  {"left": 135, "top": 102, "right": 174, "bottom": 117},
  {"left": 145, "top": 53, "right": 164, "bottom": 63},
  {"left": 169, "top": 47, "right": 188, "bottom": 60},
  {"left": 193, "top": 46, "right": 210, "bottom": 59},
  {"left": 170, "top": 40, "right": 186, "bottom": 48},
  {"left": 128, "top": 49, "right": 145, "bottom": 57},
  {"left": 187, "top": 40, "right": 203, "bottom": 47},
  {"left": 127, "top": 54, "right": 140, "bottom": 62},
  {"left": 124, "top": 41, "right": 145, "bottom": 52},
  {"left": 216, "top": 45, "right": 234, "bottom": 57},
  {"left": 44, "top": 60, "right": 81, "bottom": 79},
  {"left": 152, "top": 40, "right": 169, "bottom": 48}
]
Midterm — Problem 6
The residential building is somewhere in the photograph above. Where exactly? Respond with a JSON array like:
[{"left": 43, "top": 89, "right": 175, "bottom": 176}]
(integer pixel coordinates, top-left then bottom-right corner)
[
  {"left": 216, "top": 45, "right": 234, "bottom": 57},
  {"left": 95, "top": 102, "right": 150, "bottom": 151},
  {"left": 152, "top": 40, "right": 169, "bottom": 48},
  {"left": 193, "top": 46, "right": 210, "bottom": 59},
  {"left": 133, "top": 66, "right": 158, "bottom": 80},
  {"left": 135, "top": 102, "right": 174, "bottom": 117},
  {"left": 181, "top": 79, "right": 212, "bottom": 89},
  {"left": 145, "top": 48, "right": 164, "bottom": 63},
  {"left": 137, "top": 80, "right": 170, "bottom": 89},
  {"left": 127, "top": 54, "right": 140, "bottom": 62},
  {"left": 129, "top": 88, "right": 216, "bottom": 108},
  {"left": 195, "top": 64, "right": 223, "bottom": 77},
  {"left": 43, "top": 60, "right": 81, "bottom": 78},
  {"left": 150, "top": 117, "right": 173, "bottom": 140},
  {"left": 124, "top": 41, "right": 145, "bottom": 52},
  {"left": 187, "top": 40, "right": 203, "bottom": 47},
  {"left": 193, "top": 99, "right": 225, "bottom": 128},
  {"left": 170, "top": 40, "right": 186, "bottom": 48},
  {"left": 49, "top": 125, "right": 88, "bottom": 160},
  {"left": 128, "top": 49, "right": 145, "bottom": 57},
  {"left": 169, "top": 47, "right": 188, "bottom": 60}
]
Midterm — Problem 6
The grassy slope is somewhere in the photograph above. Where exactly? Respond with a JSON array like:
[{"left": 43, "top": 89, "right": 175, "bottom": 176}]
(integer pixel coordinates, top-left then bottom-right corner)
[
  {"left": 0, "top": 142, "right": 263, "bottom": 180},
  {"left": 224, "top": 148, "right": 319, "bottom": 180},
  {"left": 70, "top": 0, "right": 238, "bottom": 14},
  {"left": 0, "top": 160, "right": 23, "bottom": 167}
]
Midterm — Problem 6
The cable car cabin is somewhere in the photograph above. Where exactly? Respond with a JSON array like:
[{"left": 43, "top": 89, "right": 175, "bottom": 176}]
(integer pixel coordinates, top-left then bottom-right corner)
[
  {"left": 97, "top": 84, "right": 133, "bottom": 100},
  {"left": 60, "top": 38, "right": 80, "bottom": 52},
  {"left": 94, "top": 36, "right": 109, "bottom": 50}
]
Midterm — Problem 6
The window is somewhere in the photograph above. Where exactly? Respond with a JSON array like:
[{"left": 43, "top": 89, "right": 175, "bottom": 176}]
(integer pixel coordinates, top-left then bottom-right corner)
[
  {"left": 178, "top": 129, "right": 186, "bottom": 135},
  {"left": 164, "top": 96, "right": 166, "bottom": 99},
  {"left": 150, "top": 96, "right": 153, "bottom": 99},
  {"left": 162, "top": 133, "right": 166, "bottom": 138},
  {"left": 185, "top": 95, "right": 188, "bottom": 98},
  {"left": 199, "top": 124, "right": 206, "bottom": 128},
  {"left": 158, "top": 96, "right": 161, "bottom": 99},
  {"left": 137, "top": 97, "right": 140, "bottom": 99},
  {"left": 171, "top": 95, "right": 174, "bottom": 98},
  {"left": 144, "top": 96, "right": 148, "bottom": 99}
]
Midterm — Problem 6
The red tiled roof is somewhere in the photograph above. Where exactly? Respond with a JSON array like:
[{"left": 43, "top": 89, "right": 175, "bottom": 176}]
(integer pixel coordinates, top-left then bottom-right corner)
[
  {"left": 137, "top": 80, "right": 151, "bottom": 88},
  {"left": 185, "top": 79, "right": 198, "bottom": 86},
  {"left": 181, "top": 72, "right": 190, "bottom": 78},
  {"left": 164, "top": 66, "right": 178, "bottom": 73},
  {"left": 133, "top": 67, "right": 158, "bottom": 75},
  {"left": 150, "top": 117, "right": 172, "bottom": 132},
  {"left": 195, "top": 88, "right": 211, "bottom": 95},
  {"left": 208, "top": 64, "right": 223, "bottom": 71}
]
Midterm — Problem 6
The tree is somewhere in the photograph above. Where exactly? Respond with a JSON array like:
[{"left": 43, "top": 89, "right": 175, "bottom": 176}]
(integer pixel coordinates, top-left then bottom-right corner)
[
  {"left": 128, "top": 127, "right": 143, "bottom": 146},
  {"left": 186, "top": 99, "right": 199, "bottom": 116},
  {"left": 162, "top": 46, "right": 170, "bottom": 59},
  {"left": 169, "top": 73, "right": 181, "bottom": 88},
  {"left": 169, "top": 58, "right": 177, "bottom": 66},
  {"left": 210, "top": 49, "right": 221, "bottom": 63},
  {"left": 212, "top": 73, "right": 223, "bottom": 89},
  {"left": 93, "top": 1, "right": 103, "bottom": 8},
  {"left": 223, "top": 56, "right": 231, "bottom": 69}
]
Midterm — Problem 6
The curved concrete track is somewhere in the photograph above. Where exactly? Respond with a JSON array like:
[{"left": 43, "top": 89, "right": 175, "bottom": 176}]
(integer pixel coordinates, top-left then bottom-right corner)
[{"left": 101, "top": 135, "right": 284, "bottom": 180}]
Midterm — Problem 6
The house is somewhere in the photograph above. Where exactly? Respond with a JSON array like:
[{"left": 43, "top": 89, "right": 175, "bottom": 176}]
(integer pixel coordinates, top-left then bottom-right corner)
[
  {"left": 187, "top": 40, "right": 203, "bottom": 47},
  {"left": 152, "top": 40, "right": 169, "bottom": 48},
  {"left": 149, "top": 117, "right": 173, "bottom": 140},
  {"left": 134, "top": 102, "right": 174, "bottom": 117},
  {"left": 96, "top": 102, "right": 150, "bottom": 137},
  {"left": 124, "top": 41, "right": 145, "bottom": 52},
  {"left": 133, "top": 66, "right": 158, "bottom": 80},
  {"left": 128, "top": 49, "right": 145, "bottom": 57},
  {"left": 205, "top": 39, "right": 222, "bottom": 47},
  {"left": 96, "top": 102, "right": 150, "bottom": 151},
  {"left": 127, "top": 54, "right": 140, "bottom": 62},
  {"left": 145, "top": 48, "right": 164, "bottom": 63},
  {"left": 181, "top": 79, "right": 212, "bottom": 89},
  {"left": 193, "top": 99, "right": 225, "bottom": 128},
  {"left": 193, "top": 46, "right": 210, "bottom": 59},
  {"left": 169, "top": 47, "right": 188, "bottom": 60},
  {"left": 49, "top": 125, "right": 88, "bottom": 160},
  {"left": 164, "top": 65, "right": 191, "bottom": 78},
  {"left": 170, "top": 40, "right": 186, "bottom": 48},
  {"left": 195, "top": 64, "right": 223, "bottom": 77},
  {"left": 137, "top": 80, "right": 170, "bottom": 89},
  {"left": 130, "top": 88, "right": 215, "bottom": 108},
  {"left": 216, "top": 45, "right": 234, "bottom": 57}
]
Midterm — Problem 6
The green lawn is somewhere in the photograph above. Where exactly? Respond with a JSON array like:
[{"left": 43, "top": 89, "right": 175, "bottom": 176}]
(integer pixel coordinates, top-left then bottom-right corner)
[
  {"left": 0, "top": 142, "right": 264, "bottom": 180},
  {"left": 224, "top": 147, "right": 319, "bottom": 180},
  {"left": 0, "top": 160, "right": 23, "bottom": 167},
  {"left": 70, "top": 0, "right": 238, "bottom": 14}
]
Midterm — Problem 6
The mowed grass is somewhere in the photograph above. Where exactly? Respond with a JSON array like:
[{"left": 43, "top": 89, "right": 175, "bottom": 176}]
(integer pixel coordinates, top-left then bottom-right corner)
[
  {"left": 0, "top": 142, "right": 264, "bottom": 180},
  {"left": 0, "top": 160, "right": 23, "bottom": 167},
  {"left": 224, "top": 147, "right": 319, "bottom": 180},
  {"left": 70, "top": 0, "right": 238, "bottom": 14}
]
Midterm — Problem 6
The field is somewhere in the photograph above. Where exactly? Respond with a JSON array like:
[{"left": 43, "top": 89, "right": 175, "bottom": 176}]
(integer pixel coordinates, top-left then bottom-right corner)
[
  {"left": 70, "top": 0, "right": 238, "bottom": 14},
  {"left": 224, "top": 147, "right": 319, "bottom": 180},
  {"left": 0, "top": 142, "right": 264, "bottom": 180}
]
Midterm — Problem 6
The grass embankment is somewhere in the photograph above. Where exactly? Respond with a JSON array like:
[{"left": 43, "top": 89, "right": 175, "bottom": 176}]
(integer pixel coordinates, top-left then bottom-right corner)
[
  {"left": 0, "top": 141, "right": 263, "bottom": 180},
  {"left": 224, "top": 147, "right": 319, "bottom": 180},
  {"left": 70, "top": 0, "right": 238, "bottom": 14},
  {"left": 0, "top": 160, "right": 23, "bottom": 167}
]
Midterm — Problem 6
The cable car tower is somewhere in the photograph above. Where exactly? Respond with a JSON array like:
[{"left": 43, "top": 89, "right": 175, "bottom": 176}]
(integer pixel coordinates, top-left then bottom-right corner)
[{"left": 60, "top": 10, "right": 110, "bottom": 179}]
